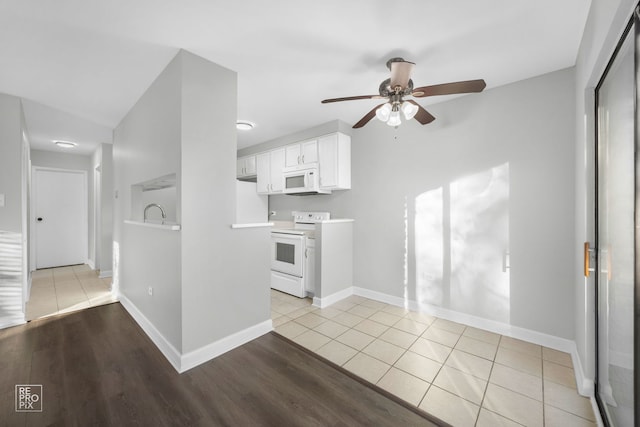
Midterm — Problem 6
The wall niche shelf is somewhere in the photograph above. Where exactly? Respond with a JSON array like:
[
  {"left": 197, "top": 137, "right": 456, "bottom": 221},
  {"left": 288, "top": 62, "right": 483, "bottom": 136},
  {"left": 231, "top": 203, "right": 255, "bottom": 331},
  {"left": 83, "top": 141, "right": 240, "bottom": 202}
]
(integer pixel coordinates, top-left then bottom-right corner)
[{"left": 130, "top": 173, "right": 179, "bottom": 225}]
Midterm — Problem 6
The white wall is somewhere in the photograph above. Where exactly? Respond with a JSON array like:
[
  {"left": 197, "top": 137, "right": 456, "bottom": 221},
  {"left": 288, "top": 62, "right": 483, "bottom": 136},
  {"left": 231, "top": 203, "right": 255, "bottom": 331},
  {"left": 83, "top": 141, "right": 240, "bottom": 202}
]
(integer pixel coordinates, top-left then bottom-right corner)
[
  {"left": 113, "top": 52, "right": 183, "bottom": 351},
  {"left": 114, "top": 50, "right": 271, "bottom": 364},
  {"left": 0, "top": 94, "right": 27, "bottom": 328},
  {"left": 573, "top": 0, "right": 637, "bottom": 393},
  {"left": 0, "top": 94, "right": 24, "bottom": 234},
  {"left": 179, "top": 51, "right": 271, "bottom": 354},
  {"left": 91, "top": 143, "right": 114, "bottom": 275},
  {"left": 270, "top": 68, "right": 576, "bottom": 339}
]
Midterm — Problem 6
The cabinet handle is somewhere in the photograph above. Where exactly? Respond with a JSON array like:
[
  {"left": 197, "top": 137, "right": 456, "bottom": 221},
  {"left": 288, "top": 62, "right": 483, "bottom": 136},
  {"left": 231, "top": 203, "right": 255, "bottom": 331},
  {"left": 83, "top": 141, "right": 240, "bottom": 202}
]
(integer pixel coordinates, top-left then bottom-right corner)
[
  {"left": 297, "top": 155, "right": 300, "bottom": 164},
  {"left": 302, "top": 155, "right": 305, "bottom": 163},
  {"left": 305, "top": 248, "right": 308, "bottom": 258}
]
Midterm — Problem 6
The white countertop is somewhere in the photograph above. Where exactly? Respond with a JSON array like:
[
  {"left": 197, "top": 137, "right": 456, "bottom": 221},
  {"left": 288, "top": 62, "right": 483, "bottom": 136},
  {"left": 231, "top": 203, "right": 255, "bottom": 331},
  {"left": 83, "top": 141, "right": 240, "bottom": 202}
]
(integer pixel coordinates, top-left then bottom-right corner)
[
  {"left": 230, "top": 222, "right": 274, "bottom": 229},
  {"left": 124, "top": 220, "right": 181, "bottom": 231},
  {"left": 320, "top": 219, "right": 354, "bottom": 224}
]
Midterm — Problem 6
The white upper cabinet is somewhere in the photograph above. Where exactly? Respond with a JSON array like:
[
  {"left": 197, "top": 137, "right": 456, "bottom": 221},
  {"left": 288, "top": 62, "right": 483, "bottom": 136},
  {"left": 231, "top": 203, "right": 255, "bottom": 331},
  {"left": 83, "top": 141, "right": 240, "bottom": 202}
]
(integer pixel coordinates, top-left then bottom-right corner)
[
  {"left": 236, "top": 155, "right": 256, "bottom": 179},
  {"left": 285, "top": 139, "right": 318, "bottom": 167},
  {"left": 256, "top": 148, "right": 285, "bottom": 194},
  {"left": 270, "top": 148, "right": 285, "bottom": 192},
  {"left": 256, "top": 152, "right": 270, "bottom": 193},
  {"left": 241, "top": 131, "right": 350, "bottom": 194},
  {"left": 319, "top": 132, "right": 351, "bottom": 190}
]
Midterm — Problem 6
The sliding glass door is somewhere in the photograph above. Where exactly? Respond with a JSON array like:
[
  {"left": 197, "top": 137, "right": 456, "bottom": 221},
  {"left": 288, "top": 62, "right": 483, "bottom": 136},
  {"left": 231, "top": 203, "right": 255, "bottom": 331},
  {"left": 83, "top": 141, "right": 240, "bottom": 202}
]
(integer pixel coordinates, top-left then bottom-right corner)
[{"left": 594, "top": 13, "right": 637, "bottom": 427}]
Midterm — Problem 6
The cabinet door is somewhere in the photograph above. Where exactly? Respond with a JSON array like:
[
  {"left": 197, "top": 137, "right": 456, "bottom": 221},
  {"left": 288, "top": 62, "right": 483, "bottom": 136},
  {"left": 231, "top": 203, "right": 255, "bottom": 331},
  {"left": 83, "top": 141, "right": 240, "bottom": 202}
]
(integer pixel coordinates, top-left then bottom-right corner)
[
  {"left": 301, "top": 139, "right": 318, "bottom": 164},
  {"left": 236, "top": 157, "right": 245, "bottom": 177},
  {"left": 244, "top": 155, "right": 256, "bottom": 175},
  {"left": 270, "top": 148, "right": 286, "bottom": 193},
  {"left": 285, "top": 144, "right": 301, "bottom": 167},
  {"left": 305, "top": 243, "right": 315, "bottom": 294},
  {"left": 318, "top": 134, "right": 338, "bottom": 188},
  {"left": 256, "top": 152, "right": 271, "bottom": 194}
]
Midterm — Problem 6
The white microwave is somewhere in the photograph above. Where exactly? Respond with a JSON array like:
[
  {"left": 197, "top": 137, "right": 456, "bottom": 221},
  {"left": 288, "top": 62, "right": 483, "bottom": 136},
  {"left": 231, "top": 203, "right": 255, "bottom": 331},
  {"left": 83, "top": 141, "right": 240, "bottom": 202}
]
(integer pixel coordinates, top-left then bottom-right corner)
[{"left": 283, "top": 166, "right": 331, "bottom": 195}]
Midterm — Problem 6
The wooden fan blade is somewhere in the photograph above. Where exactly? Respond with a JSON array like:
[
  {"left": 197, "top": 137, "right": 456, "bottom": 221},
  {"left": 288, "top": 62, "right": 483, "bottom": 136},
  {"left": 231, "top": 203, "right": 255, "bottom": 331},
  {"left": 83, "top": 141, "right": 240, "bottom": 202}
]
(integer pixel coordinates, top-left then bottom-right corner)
[
  {"left": 412, "top": 79, "right": 486, "bottom": 97},
  {"left": 390, "top": 61, "right": 415, "bottom": 89},
  {"left": 321, "top": 95, "right": 381, "bottom": 103},
  {"left": 353, "top": 103, "right": 386, "bottom": 128},
  {"left": 407, "top": 100, "right": 436, "bottom": 125}
]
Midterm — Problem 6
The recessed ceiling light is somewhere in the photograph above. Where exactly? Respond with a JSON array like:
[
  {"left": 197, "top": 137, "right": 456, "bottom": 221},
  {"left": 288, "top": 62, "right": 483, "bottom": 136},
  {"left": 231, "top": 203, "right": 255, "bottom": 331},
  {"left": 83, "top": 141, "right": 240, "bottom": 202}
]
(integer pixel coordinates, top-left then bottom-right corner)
[
  {"left": 236, "top": 120, "right": 255, "bottom": 131},
  {"left": 53, "top": 140, "right": 77, "bottom": 148}
]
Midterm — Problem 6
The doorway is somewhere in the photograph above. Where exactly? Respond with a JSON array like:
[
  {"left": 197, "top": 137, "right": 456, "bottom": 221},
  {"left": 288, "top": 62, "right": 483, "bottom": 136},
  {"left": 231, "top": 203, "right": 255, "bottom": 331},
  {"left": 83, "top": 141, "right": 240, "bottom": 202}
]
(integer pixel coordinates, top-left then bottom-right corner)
[
  {"left": 31, "top": 167, "right": 88, "bottom": 269},
  {"left": 594, "top": 10, "right": 638, "bottom": 426}
]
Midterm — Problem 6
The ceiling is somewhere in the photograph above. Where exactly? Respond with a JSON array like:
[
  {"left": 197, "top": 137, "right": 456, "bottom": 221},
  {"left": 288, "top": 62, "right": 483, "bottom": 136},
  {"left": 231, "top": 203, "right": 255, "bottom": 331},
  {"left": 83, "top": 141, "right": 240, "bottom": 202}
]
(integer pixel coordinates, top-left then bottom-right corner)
[{"left": 0, "top": 1, "right": 591, "bottom": 154}]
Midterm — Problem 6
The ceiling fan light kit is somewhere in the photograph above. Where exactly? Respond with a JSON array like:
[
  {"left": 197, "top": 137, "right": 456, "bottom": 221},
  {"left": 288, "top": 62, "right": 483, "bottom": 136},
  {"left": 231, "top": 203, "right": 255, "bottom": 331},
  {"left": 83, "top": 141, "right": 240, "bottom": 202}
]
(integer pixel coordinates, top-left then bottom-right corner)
[{"left": 321, "top": 57, "right": 486, "bottom": 129}]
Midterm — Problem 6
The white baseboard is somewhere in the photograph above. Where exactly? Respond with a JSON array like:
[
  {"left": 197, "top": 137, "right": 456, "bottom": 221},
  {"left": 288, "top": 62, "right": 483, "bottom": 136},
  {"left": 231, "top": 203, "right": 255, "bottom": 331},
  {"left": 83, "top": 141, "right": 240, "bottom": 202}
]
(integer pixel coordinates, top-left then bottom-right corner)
[
  {"left": 118, "top": 292, "right": 273, "bottom": 373},
  {"left": 590, "top": 396, "right": 606, "bottom": 427},
  {"left": 180, "top": 319, "right": 273, "bottom": 373},
  {"left": 118, "top": 293, "right": 183, "bottom": 372},
  {"left": 98, "top": 270, "right": 113, "bottom": 279},
  {"left": 352, "top": 286, "right": 576, "bottom": 353},
  {"left": 313, "top": 287, "right": 354, "bottom": 308},
  {"left": 570, "top": 340, "right": 594, "bottom": 397},
  {"left": 87, "top": 259, "right": 95, "bottom": 270}
]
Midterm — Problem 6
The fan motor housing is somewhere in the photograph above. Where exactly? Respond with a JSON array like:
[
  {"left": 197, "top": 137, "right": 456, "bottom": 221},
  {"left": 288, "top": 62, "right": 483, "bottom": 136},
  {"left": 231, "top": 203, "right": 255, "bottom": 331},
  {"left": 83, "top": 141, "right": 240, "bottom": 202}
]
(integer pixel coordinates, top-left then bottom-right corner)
[{"left": 379, "top": 78, "right": 414, "bottom": 97}]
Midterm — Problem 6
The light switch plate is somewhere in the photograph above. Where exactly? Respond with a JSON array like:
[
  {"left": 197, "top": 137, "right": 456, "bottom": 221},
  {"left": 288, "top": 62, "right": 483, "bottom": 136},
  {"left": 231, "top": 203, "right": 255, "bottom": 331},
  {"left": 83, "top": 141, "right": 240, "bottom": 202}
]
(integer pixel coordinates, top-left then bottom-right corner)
[{"left": 0, "top": 194, "right": 4, "bottom": 207}]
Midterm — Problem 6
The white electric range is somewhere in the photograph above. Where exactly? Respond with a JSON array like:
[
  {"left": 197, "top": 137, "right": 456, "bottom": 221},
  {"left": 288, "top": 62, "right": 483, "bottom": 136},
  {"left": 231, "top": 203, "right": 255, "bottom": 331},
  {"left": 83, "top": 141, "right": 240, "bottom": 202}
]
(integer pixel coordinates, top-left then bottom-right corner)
[{"left": 270, "top": 211, "right": 330, "bottom": 297}]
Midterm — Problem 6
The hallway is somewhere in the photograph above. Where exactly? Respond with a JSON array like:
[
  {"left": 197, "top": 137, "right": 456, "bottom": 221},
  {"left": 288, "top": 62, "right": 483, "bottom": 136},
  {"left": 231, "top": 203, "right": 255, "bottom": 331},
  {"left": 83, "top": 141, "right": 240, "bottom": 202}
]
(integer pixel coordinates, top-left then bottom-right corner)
[{"left": 26, "top": 264, "right": 115, "bottom": 321}]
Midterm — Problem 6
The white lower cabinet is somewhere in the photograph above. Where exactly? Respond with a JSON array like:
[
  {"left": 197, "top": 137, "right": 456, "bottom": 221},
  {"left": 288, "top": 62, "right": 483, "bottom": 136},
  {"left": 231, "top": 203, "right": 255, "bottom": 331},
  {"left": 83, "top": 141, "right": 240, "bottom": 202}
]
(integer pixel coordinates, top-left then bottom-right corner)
[
  {"left": 257, "top": 148, "right": 285, "bottom": 194},
  {"left": 305, "top": 238, "right": 315, "bottom": 295}
]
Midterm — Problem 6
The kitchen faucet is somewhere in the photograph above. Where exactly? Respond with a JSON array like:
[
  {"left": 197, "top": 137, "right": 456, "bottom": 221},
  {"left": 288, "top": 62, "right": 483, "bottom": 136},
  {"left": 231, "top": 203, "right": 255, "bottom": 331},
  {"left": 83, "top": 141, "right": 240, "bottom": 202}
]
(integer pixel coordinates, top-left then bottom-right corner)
[{"left": 144, "top": 203, "right": 166, "bottom": 223}]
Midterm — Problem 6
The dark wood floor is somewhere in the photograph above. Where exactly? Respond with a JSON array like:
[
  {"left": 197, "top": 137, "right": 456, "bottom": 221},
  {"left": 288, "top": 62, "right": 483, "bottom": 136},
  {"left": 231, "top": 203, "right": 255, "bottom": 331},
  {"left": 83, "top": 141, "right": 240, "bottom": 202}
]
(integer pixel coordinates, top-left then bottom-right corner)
[{"left": 0, "top": 303, "right": 444, "bottom": 426}]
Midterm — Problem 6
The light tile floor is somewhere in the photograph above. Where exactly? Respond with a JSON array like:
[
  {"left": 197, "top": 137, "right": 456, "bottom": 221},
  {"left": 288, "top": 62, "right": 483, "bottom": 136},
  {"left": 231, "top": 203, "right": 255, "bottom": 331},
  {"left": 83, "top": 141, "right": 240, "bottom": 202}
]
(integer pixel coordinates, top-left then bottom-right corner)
[
  {"left": 272, "top": 290, "right": 597, "bottom": 427},
  {"left": 26, "top": 264, "right": 116, "bottom": 321}
]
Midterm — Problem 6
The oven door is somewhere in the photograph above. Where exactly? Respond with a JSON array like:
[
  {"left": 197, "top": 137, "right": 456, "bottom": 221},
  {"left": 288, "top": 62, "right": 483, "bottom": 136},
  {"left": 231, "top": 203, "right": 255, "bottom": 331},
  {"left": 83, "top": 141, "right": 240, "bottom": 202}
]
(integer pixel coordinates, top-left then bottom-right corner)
[{"left": 271, "top": 233, "right": 304, "bottom": 277}]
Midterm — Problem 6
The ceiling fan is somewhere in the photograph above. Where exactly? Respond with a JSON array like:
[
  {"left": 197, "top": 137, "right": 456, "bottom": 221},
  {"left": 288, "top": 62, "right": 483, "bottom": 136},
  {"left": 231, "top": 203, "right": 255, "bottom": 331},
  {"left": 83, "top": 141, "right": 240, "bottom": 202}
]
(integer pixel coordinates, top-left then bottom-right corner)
[{"left": 321, "top": 57, "right": 486, "bottom": 128}]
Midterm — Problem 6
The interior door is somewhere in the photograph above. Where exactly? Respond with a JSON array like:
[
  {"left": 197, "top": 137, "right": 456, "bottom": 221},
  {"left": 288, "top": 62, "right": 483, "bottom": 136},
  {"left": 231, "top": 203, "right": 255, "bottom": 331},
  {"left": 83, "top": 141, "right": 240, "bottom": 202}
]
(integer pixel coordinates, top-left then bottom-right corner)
[
  {"left": 594, "top": 16, "right": 636, "bottom": 427},
  {"left": 34, "top": 168, "right": 87, "bottom": 269}
]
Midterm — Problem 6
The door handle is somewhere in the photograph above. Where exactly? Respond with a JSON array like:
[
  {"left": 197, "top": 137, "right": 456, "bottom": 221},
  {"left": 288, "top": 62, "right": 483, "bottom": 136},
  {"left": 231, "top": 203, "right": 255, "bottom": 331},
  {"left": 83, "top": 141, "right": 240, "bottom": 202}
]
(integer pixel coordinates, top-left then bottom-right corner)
[
  {"left": 584, "top": 242, "right": 595, "bottom": 277},
  {"left": 37, "top": 217, "right": 43, "bottom": 222},
  {"left": 502, "top": 250, "right": 510, "bottom": 272}
]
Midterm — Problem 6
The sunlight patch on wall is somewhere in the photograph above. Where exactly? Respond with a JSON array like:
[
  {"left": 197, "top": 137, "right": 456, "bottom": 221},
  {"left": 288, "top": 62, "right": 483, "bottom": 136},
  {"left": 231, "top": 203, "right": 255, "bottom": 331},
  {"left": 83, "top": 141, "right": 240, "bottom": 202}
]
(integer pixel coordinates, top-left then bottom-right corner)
[
  {"left": 415, "top": 163, "right": 510, "bottom": 323},
  {"left": 449, "top": 164, "right": 510, "bottom": 322},
  {"left": 415, "top": 187, "right": 444, "bottom": 306}
]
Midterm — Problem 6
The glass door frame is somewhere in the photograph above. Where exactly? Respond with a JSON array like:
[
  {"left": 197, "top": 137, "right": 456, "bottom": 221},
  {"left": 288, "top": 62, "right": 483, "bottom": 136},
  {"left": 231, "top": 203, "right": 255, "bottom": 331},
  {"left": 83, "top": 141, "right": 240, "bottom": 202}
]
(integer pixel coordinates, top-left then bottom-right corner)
[{"left": 593, "top": 7, "right": 639, "bottom": 426}]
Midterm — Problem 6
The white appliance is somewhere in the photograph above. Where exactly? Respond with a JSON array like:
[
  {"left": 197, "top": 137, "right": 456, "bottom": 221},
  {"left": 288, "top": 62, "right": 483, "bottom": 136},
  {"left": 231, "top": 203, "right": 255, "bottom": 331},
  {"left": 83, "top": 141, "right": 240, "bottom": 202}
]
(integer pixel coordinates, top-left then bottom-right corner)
[
  {"left": 283, "top": 166, "right": 330, "bottom": 195},
  {"left": 271, "top": 211, "right": 330, "bottom": 297}
]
